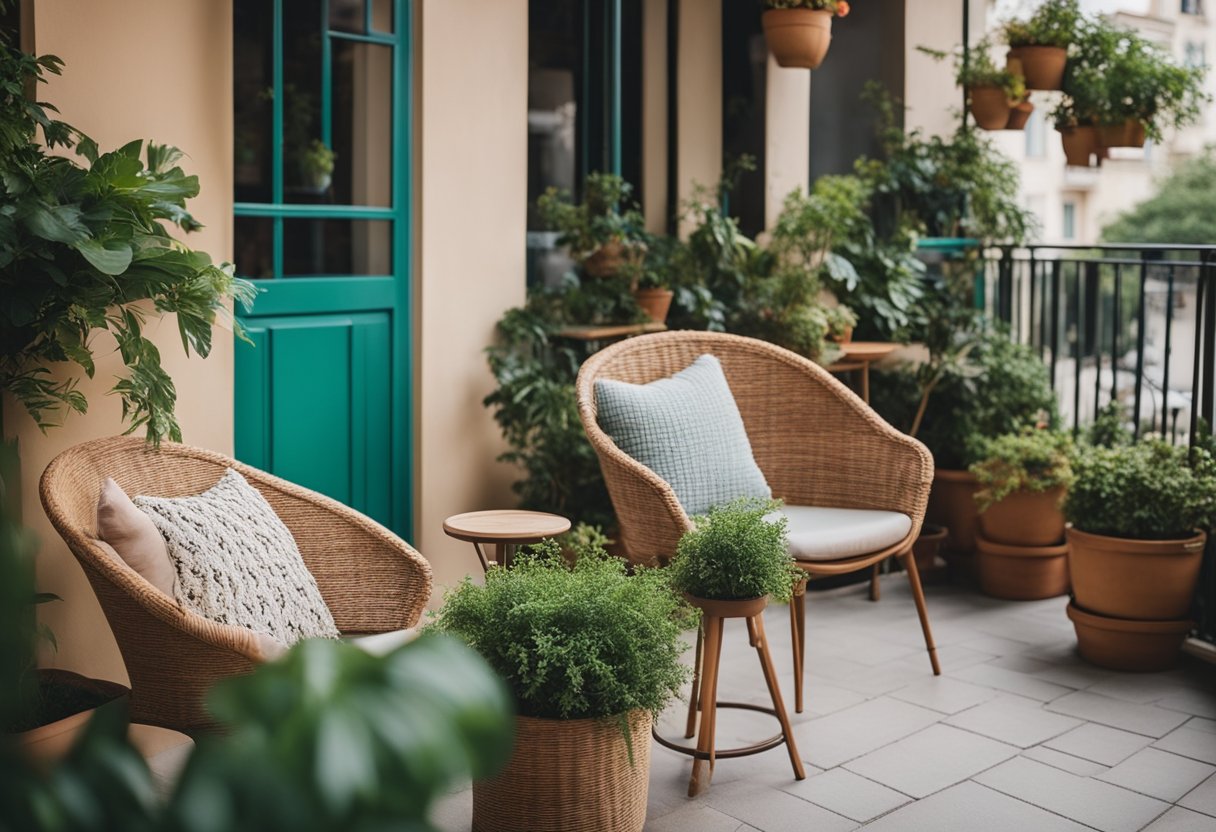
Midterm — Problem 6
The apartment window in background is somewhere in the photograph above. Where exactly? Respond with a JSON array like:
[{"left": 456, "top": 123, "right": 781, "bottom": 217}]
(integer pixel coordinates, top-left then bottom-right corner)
[
  {"left": 1182, "top": 0, "right": 1204, "bottom": 15},
  {"left": 1025, "top": 107, "right": 1046, "bottom": 158},
  {"left": 1185, "top": 40, "right": 1207, "bottom": 69},
  {"left": 1062, "top": 201, "right": 1076, "bottom": 240}
]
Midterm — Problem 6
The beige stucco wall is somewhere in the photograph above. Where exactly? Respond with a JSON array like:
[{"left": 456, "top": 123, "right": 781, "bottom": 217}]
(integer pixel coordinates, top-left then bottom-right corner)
[
  {"left": 643, "top": 0, "right": 669, "bottom": 233},
  {"left": 414, "top": 0, "right": 527, "bottom": 598},
  {"left": 765, "top": 57, "right": 811, "bottom": 229},
  {"left": 904, "top": 0, "right": 979, "bottom": 137},
  {"left": 1, "top": 0, "right": 234, "bottom": 684},
  {"left": 677, "top": 0, "right": 722, "bottom": 231}
]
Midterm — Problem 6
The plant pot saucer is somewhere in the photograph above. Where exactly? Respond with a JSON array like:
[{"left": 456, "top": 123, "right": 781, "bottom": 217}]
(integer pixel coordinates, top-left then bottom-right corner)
[
  {"left": 1066, "top": 601, "right": 1192, "bottom": 672},
  {"left": 683, "top": 594, "right": 769, "bottom": 618}
]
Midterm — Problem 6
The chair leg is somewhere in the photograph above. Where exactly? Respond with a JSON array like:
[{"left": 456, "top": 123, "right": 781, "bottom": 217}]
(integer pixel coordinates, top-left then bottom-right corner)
[
  {"left": 689, "top": 615, "right": 724, "bottom": 797},
  {"left": 685, "top": 624, "right": 704, "bottom": 739},
  {"left": 869, "top": 561, "right": 882, "bottom": 602},
  {"left": 749, "top": 614, "right": 806, "bottom": 781},
  {"left": 899, "top": 550, "right": 941, "bottom": 676},
  {"left": 791, "top": 579, "right": 807, "bottom": 714}
]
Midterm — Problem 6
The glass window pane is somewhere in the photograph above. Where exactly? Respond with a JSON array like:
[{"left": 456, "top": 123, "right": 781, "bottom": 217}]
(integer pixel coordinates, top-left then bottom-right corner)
[
  {"left": 234, "top": 0, "right": 274, "bottom": 203},
  {"left": 283, "top": 1, "right": 329, "bottom": 201},
  {"left": 235, "top": 217, "right": 275, "bottom": 279},
  {"left": 283, "top": 219, "right": 392, "bottom": 276},
  {"left": 330, "top": 41, "right": 394, "bottom": 207},
  {"left": 371, "top": 0, "right": 394, "bottom": 33},
  {"left": 329, "top": 0, "right": 364, "bottom": 33}
]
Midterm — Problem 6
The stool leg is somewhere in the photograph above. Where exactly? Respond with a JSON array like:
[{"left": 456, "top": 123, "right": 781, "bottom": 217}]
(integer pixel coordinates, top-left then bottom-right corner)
[
  {"left": 869, "top": 561, "right": 882, "bottom": 601},
  {"left": 792, "top": 579, "right": 807, "bottom": 714},
  {"left": 685, "top": 624, "right": 704, "bottom": 739},
  {"left": 689, "top": 614, "right": 723, "bottom": 797},
  {"left": 899, "top": 550, "right": 941, "bottom": 676},
  {"left": 748, "top": 614, "right": 806, "bottom": 781}
]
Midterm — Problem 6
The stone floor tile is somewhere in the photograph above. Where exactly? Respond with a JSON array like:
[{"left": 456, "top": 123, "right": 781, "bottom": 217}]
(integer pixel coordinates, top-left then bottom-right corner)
[
  {"left": 1180, "top": 773, "right": 1216, "bottom": 818},
  {"left": 890, "top": 676, "right": 999, "bottom": 715},
  {"left": 945, "top": 694, "right": 1082, "bottom": 748},
  {"left": 861, "top": 781, "right": 1091, "bottom": 832},
  {"left": 986, "top": 654, "right": 1061, "bottom": 676},
  {"left": 975, "top": 756, "right": 1170, "bottom": 832},
  {"left": 1154, "top": 723, "right": 1216, "bottom": 765},
  {"left": 1141, "top": 806, "right": 1216, "bottom": 832},
  {"left": 1157, "top": 687, "right": 1216, "bottom": 720},
  {"left": 957, "top": 634, "right": 1038, "bottom": 657},
  {"left": 843, "top": 723, "right": 1016, "bottom": 798},
  {"left": 1019, "top": 745, "right": 1110, "bottom": 777},
  {"left": 791, "top": 696, "right": 940, "bottom": 769},
  {"left": 825, "top": 660, "right": 933, "bottom": 697},
  {"left": 1043, "top": 722, "right": 1155, "bottom": 766},
  {"left": 1086, "top": 673, "right": 1206, "bottom": 705},
  {"left": 700, "top": 780, "right": 857, "bottom": 832},
  {"left": 1028, "top": 659, "right": 1120, "bottom": 690},
  {"left": 928, "top": 643, "right": 1000, "bottom": 670},
  {"left": 952, "top": 662, "right": 1074, "bottom": 702},
  {"left": 1188, "top": 717, "right": 1216, "bottom": 734},
  {"left": 1097, "top": 747, "right": 1216, "bottom": 802},
  {"left": 644, "top": 804, "right": 754, "bottom": 832},
  {"left": 1046, "top": 691, "right": 1191, "bottom": 738},
  {"left": 779, "top": 768, "right": 909, "bottom": 822}
]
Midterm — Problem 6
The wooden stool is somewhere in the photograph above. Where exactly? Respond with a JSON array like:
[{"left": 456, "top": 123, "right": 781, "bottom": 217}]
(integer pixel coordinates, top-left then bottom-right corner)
[
  {"left": 442, "top": 509, "right": 571, "bottom": 571},
  {"left": 654, "top": 595, "right": 806, "bottom": 796}
]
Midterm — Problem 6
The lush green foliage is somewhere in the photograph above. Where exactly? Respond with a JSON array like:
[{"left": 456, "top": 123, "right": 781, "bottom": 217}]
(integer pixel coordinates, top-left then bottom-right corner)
[
  {"left": 1102, "top": 151, "right": 1216, "bottom": 245},
  {"left": 764, "top": 0, "right": 848, "bottom": 13},
  {"left": 537, "top": 173, "right": 647, "bottom": 266},
  {"left": 433, "top": 543, "right": 694, "bottom": 723},
  {"left": 922, "top": 41, "right": 1025, "bottom": 100},
  {"left": 971, "top": 429, "right": 1074, "bottom": 513},
  {"left": 668, "top": 498, "right": 800, "bottom": 603},
  {"left": 1002, "top": 0, "right": 1080, "bottom": 48},
  {"left": 0, "top": 43, "right": 255, "bottom": 443},
  {"left": 1064, "top": 438, "right": 1216, "bottom": 540}
]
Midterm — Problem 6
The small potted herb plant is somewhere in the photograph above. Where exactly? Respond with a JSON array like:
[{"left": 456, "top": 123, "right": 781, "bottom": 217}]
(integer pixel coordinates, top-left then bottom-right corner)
[
  {"left": 951, "top": 41, "right": 1029, "bottom": 131},
  {"left": 825, "top": 304, "right": 858, "bottom": 344},
  {"left": 1002, "top": 0, "right": 1080, "bottom": 91},
  {"left": 626, "top": 239, "right": 675, "bottom": 324},
  {"left": 433, "top": 539, "right": 692, "bottom": 832},
  {"left": 1096, "top": 26, "right": 1207, "bottom": 148},
  {"left": 970, "top": 429, "right": 1074, "bottom": 600},
  {"left": 537, "top": 173, "right": 647, "bottom": 280},
  {"left": 761, "top": 0, "right": 850, "bottom": 70},
  {"left": 1063, "top": 431, "right": 1216, "bottom": 671}
]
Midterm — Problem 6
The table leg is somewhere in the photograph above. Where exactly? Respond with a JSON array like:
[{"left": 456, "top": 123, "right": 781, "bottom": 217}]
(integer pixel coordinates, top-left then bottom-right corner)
[{"left": 861, "top": 360, "right": 871, "bottom": 404}]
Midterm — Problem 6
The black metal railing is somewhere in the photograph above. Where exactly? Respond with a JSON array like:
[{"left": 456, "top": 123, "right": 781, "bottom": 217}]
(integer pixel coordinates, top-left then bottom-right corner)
[{"left": 983, "top": 244, "right": 1216, "bottom": 645}]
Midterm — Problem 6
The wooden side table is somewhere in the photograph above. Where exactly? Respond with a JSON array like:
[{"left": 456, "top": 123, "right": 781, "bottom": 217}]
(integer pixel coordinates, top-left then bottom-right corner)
[
  {"left": 825, "top": 341, "right": 900, "bottom": 404},
  {"left": 443, "top": 509, "right": 571, "bottom": 571}
]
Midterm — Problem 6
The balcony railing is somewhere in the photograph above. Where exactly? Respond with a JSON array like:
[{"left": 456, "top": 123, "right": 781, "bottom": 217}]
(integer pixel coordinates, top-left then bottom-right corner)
[{"left": 981, "top": 243, "right": 1216, "bottom": 646}]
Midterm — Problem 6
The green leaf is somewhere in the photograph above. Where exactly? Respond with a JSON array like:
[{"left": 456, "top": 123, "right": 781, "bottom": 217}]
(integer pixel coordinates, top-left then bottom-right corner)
[
  {"left": 73, "top": 238, "right": 133, "bottom": 275},
  {"left": 24, "top": 203, "right": 88, "bottom": 243}
]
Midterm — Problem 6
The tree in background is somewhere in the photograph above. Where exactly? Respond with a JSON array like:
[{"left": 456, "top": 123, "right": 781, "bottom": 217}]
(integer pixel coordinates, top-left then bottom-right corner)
[{"left": 1102, "top": 149, "right": 1216, "bottom": 244}]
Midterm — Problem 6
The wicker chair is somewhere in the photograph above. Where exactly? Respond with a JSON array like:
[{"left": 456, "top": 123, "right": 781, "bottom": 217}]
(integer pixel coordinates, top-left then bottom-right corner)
[
  {"left": 575, "top": 331, "right": 940, "bottom": 713},
  {"left": 40, "top": 436, "right": 433, "bottom": 734}
]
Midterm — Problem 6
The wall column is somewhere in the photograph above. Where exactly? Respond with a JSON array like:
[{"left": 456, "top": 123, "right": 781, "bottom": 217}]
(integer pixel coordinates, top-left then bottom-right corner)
[
  {"left": 676, "top": 0, "right": 722, "bottom": 232},
  {"left": 764, "top": 56, "right": 811, "bottom": 229}
]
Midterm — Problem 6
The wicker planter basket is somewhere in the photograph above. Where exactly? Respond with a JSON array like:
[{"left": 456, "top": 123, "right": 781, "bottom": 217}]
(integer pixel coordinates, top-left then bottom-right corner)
[{"left": 472, "top": 710, "right": 652, "bottom": 832}]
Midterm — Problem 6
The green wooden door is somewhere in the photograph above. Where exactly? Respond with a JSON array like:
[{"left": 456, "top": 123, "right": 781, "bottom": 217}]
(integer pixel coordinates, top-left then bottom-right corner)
[{"left": 232, "top": 0, "right": 411, "bottom": 537}]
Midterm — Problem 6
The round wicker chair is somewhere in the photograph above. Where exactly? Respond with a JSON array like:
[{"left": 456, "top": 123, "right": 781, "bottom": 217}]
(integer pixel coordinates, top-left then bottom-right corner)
[
  {"left": 40, "top": 436, "right": 433, "bottom": 734},
  {"left": 575, "top": 331, "right": 940, "bottom": 712}
]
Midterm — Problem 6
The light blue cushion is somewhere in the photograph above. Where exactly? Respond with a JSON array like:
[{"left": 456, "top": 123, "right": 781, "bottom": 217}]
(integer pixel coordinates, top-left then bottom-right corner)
[{"left": 595, "top": 354, "right": 771, "bottom": 516}]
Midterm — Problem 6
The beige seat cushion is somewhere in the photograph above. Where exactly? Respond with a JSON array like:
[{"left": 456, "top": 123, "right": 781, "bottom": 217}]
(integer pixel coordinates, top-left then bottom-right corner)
[
  {"left": 344, "top": 628, "right": 419, "bottom": 656},
  {"left": 778, "top": 505, "right": 913, "bottom": 562},
  {"left": 96, "top": 478, "right": 177, "bottom": 596}
]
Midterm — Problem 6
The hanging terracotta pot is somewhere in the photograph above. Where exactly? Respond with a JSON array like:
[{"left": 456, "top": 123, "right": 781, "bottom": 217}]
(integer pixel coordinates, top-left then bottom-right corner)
[
  {"left": 632, "top": 288, "right": 674, "bottom": 324},
  {"left": 969, "top": 86, "right": 1014, "bottom": 131},
  {"left": 976, "top": 535, "right": 1069, "bottom": 601},
  {"left": 1066, "top": 527, "right": 1206, "bottom": 620},
  {"left": 1004, "top": 100, "right": 1034, "bottom": 131},
  {"left": 762, "top": 9, "right": 833, "bottom": 69},
  {"left": 1066, "top": 602, "right": 1192, "bottom": 672},
  {"left": 1059, "top": 125, "right": 1098, "bottom": 167},
  {"left": 1097, "top": 119, "right": 1147, "bottom": 149},
  {"left": 1006, "top": 46, "right": 1067, "bottom": 91}
]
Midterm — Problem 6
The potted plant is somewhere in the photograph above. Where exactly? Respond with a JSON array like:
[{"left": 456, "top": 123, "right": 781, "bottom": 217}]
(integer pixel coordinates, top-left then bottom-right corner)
[
  {"left": 930, "top": 41, "right": 1027, "bottom": 131},
  {"left": 537, "top": 173, "right": 647, "bottom": 280},
  {"left": 1005, "top": 96, "right": 1035, "bottom": 131},
  {"left": 1001, "top": 0, "right": 1080, "bottom": 91},
  {"left": 296, "top": 138, "right": 335, "bottom": 193},
  {"left": 971, "top": 429, "right": 1074, "bottom": 600},
  {"left": 1063, "top": 435, "right": 1216, "bottom": 671},
  {"left": 761, "top": 0, "right": 850, "bottom": 70},
  {"left": 825, "top": 304, "right": 858, "bottom": 344},
  {"left": 1096, "top": 26, "right": 1207, "bottom": 148},
  {"left": 627, "top": 248, "right": 675, "bottom": 324},
  {"left": 433, "top": 539, "right": 692, "bottom": 832}
]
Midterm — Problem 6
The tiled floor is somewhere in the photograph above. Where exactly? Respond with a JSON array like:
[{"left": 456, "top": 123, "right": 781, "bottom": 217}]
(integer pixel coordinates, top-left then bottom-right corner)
[{"left": 431, "top": 576, "right": 1216, "bottom": 832}]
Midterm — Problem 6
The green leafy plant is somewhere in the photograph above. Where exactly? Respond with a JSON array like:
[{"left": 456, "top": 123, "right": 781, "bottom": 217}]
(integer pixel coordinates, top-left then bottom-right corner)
[
  {"left": 1064, "top": 438, "right": 1216, "bottom": 540},
  {"left": 1102, "top": 151, "right": 1216, "bottom": 244},
  {"left": 921, "top": 41, "right": 1026, "bottom": 100},
  {"left": 297, "top": 138, "right": 335, "bottom": 185},
  {"left": 537, "top": 173, "right": 647, "bottom": 270},
  {"left": 1002, "top": 0, "right": 1081, "bottom": 49},
  {"left": 0, "top": 42, "right": 256, "bottom": 443},
  {"left": 764, "top": 0, "right": 849, "bottom": 13},
  {"left": 825, "top": 304, "right": 857, "bottom": 341},
  {"left": 970, "top": 429, "right": 1075, "bottom": 513},
  {"left": 432, "top": 543, "right": 694, "bottom": 728},
  {"left": 668, "top": 498, "right": 800, "bottom": 602}
]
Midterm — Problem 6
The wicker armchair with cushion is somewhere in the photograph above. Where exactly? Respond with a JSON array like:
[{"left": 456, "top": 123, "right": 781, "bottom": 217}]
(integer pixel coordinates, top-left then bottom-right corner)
[
  {"left": 40, "top": 436, "right": 432, "bottom": 734},
  {"left": 576, "top": 332, "right": 940, "bottom": 713}
]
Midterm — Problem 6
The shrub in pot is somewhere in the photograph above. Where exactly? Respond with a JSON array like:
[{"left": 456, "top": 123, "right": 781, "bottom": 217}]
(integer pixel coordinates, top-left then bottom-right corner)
[
  {"left": 537, "top": 173, "right": 647, "bottom": 280},
  {"left": 433, "top": 541, "right": 693, "bottom": 832},
  {"left": 761, "top": 0, "right": 850, "bottom": 70},
  {"left": 1001, "top": 0, "right": 1080, "bottom": 90},
  {"left": 930, "top": 40, "right": 1027, "bottom": 131}
]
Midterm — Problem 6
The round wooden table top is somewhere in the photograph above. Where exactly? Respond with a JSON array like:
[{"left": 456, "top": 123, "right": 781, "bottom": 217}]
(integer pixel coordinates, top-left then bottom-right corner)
[
  {"left": 839, "top": 341, "right": 900, "bottom": 361},
  {"left": 442, "top": 509, "right": 571, "bottom": 544}
]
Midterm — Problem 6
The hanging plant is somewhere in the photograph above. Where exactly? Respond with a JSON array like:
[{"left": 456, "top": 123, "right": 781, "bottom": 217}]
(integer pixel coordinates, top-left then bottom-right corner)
[
  {"left": 761, "top": 0, "right": 850, "bottom": 70},
  {"left": 1001, "top": 0, "right": 1081, "bottom": 91},
  {"left": 923, "top": 41, "right": 1028, "bottom": 132}
]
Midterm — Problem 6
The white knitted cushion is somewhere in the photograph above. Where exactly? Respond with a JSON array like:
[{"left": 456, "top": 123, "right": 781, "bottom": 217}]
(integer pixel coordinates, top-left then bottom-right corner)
[{"left": 135, "top": 469, "right": 340, "bottom": 645}]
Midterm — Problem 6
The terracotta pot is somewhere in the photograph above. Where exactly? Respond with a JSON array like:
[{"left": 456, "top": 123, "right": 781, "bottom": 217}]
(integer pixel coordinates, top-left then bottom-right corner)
[
  {"left": 912, "top": 524, "right": 948, "bottom": 572},
  {"left": 1059, "top": 125, "right": 1098, "bottom": 167},
  {"left": 632, "top": 288, "right": 673, "bottom": 324},
  {"left": 969, "top": 86, "right": 1013, "bottom": 131},
  {"left": 762, "top": 8, "right": 832, "bottom": 70},
  {"left": 473, "top": 710, "right": 651, "bottom": 832},
  {"left": 828, "top": 326, "right": 854, "bottom": 345},
  {"left": 927, "top": 469, "right": 980, "bottom": 556},
  {"left": 978, "top": 487, "right": 1066, "bottom": 547},
  {"left": 582, "top": 240, "right": 640, "bottom": 278},
  {"left": 976, "top": 535, "right": 1069, "bottom": 601},
  {"left": 14, "top": 670, "right": 130, "bottom": 767},
  {"left": 1007, "top": 45, "right": 1067, "bottom": 90},
  {"left": 684, "top": 594, "right": 769, "bottom": 618},
  {"left": 1004, "top": 100, "right": 1034, "bottom": 131},
  {"left": 1097, "top": 119, "right": 1147, "bottom": 148},
  {"left": 1066, "top": 527, "right": 1206, "bottom": 620},
  {"left": 1067, "top": 602, "right": 1192, "bottom": 672}
]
